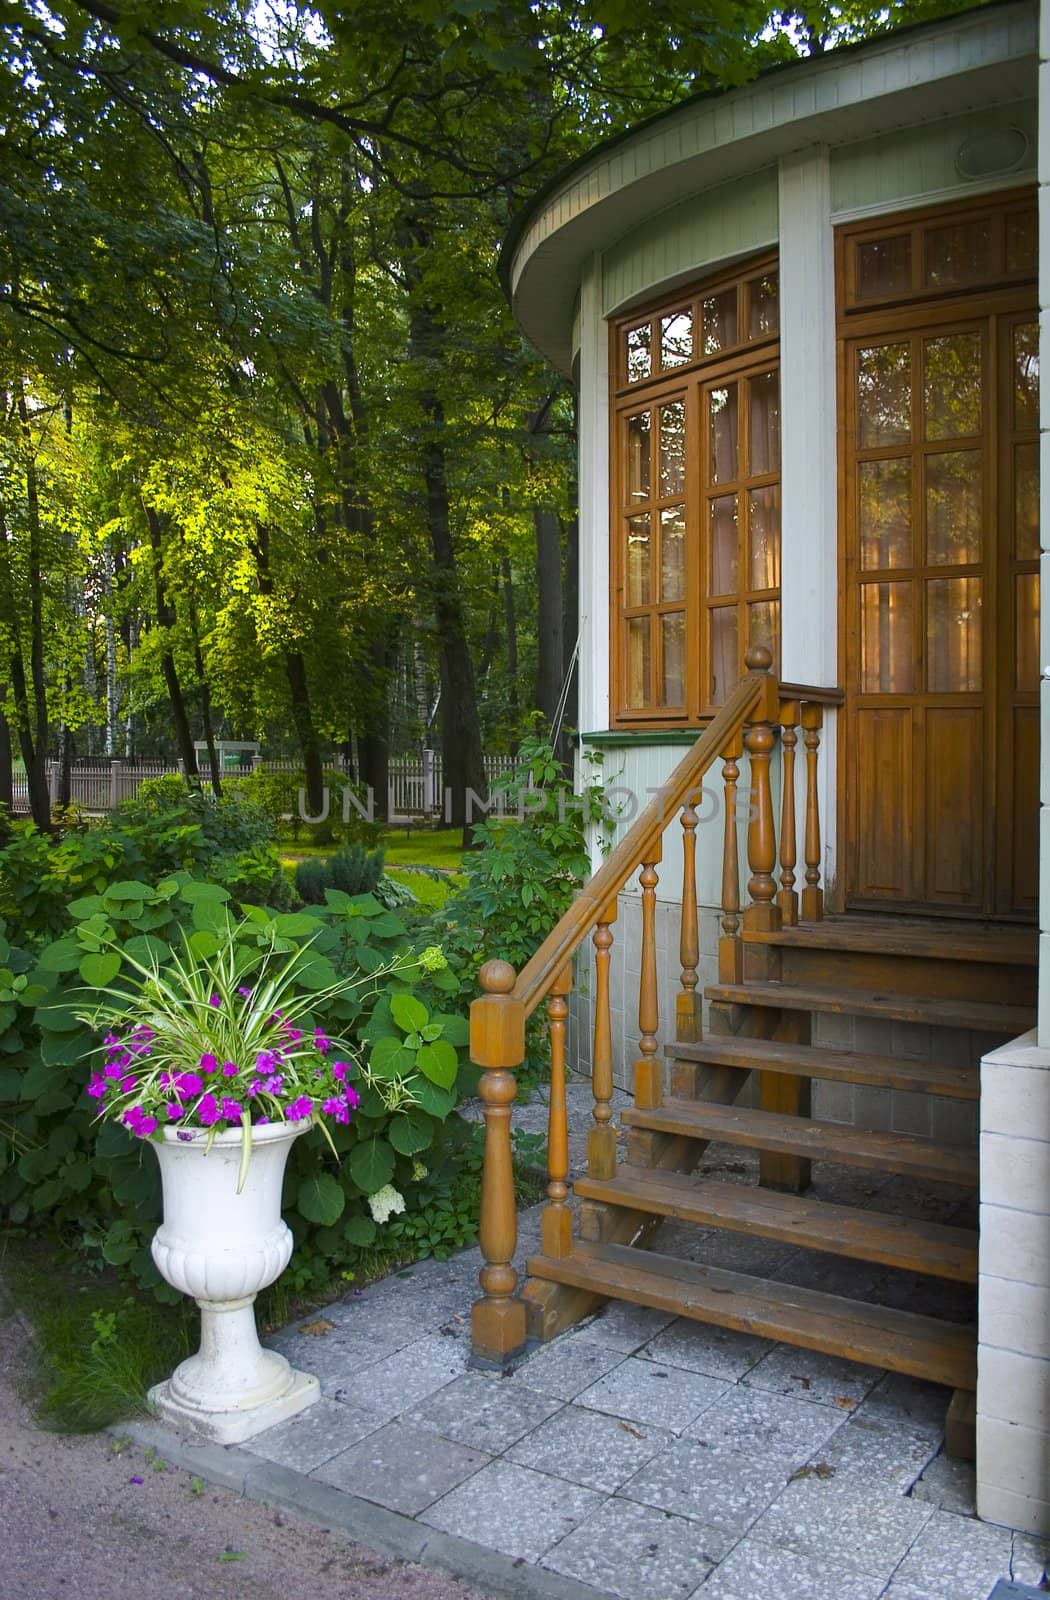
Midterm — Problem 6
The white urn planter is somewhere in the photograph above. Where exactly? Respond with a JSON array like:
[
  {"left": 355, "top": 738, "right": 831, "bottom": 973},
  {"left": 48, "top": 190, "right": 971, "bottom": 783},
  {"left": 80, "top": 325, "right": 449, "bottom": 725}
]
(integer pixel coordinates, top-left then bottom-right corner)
[{"left": 147, "top": 1120, "right": 319, "bottom": 1443}]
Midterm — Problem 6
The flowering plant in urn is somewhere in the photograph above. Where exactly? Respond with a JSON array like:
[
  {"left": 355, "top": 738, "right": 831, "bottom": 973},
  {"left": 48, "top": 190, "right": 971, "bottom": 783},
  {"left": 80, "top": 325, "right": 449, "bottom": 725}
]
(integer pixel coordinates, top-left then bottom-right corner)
[{"left": 79, "top": 923, "right": 418, "bottom": 1442}]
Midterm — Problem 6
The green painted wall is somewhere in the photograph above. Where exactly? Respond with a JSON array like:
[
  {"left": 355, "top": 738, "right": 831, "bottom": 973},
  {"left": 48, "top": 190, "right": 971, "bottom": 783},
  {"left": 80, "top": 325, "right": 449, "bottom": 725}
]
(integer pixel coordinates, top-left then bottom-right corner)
[{"left": 830, "top": 106, "right": 1037, "bottom": 215}]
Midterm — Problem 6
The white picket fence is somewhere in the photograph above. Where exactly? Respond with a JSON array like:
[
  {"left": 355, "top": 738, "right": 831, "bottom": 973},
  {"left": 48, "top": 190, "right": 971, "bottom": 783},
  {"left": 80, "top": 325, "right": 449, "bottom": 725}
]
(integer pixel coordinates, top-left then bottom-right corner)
[{"left": 10, "top": 752, "right": 518, "bottom": 819}]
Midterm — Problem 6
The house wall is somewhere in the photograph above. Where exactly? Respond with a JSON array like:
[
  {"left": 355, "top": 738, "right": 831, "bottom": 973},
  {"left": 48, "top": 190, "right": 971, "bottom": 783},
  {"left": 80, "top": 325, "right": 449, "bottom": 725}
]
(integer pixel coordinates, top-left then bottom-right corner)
[
  {"left": 551, "top": 14, "right": 1050, "bottom": 1532},
  {"left": 973, "top": 4, "right": 1050, "bottom": 1542}
]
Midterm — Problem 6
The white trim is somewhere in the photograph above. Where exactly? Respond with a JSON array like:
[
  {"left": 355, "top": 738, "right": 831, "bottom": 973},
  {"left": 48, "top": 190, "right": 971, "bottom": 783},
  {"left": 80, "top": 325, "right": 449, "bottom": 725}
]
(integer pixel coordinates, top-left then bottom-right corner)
[
  {"left": 576, "top": 255, "right": 610, "bottom": 742},
  {"left": 831, "top": 172, "right": 1034, "bottom": 223}
]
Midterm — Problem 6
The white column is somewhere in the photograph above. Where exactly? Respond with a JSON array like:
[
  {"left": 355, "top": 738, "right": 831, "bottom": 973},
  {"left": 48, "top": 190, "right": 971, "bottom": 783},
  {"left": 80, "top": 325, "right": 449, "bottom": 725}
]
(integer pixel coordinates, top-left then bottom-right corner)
[
  {"left": 576, "top": 253, "right": 610, "bottom": 738},
  {"left": 777, "top": 148, "right": 838, "bottom": 897}
]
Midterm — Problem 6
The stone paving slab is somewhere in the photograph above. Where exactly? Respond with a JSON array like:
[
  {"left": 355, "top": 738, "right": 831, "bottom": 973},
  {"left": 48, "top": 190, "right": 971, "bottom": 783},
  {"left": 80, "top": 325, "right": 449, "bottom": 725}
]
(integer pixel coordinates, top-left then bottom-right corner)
[
  {"left": 122, "top": 1185, "right": 1046, "bottom": 1600},
  {"left": 543, "top": 1494, "right": 722, "bottom": 1600}
]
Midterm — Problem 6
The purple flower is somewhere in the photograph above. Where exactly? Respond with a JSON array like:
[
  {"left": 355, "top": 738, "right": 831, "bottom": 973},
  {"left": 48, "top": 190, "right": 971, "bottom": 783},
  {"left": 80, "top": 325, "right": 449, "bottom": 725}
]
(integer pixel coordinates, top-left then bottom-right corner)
[
  {"left": 209, "top": 992, "right": 221, "bottom": 1008},
  {"left": 237, "top": 986, "right": 253, "bottom": 1000},
  {"left": 87, "top": 1074, "right": 107, "bottom": 1100},
  {"left": 104, "top": 1032, "right": 120, "bottom": 1048},
  {"left": 199, "top": 1053, "right": 218, "bottom": 1075},
  {"left": 175, "top": 1072, "right": 203, "bottom": 1099},
  {"left": 285, "top": 1096, "right": 314, "bottom": 1122},
  {"left": 321, "top": 1094, "right": 354, "bottom": 1125},
  {"left": 344, "top": 1086, "right": 361, "bottom": 1109},
  {"left": 255, "top": 1049, "right": 278, "bottom": 1073},
  {"left": 129, "top": 1475, "right": 144, "bottom": 1485},
  {"left": 332, "top": 1060, "right": 349, "bottom": 1082},
  {"left": 122, "top": 1107, "right": 157, "bottom": 1138},
  {"left": 221, "top": 1061, "right": 238, "bottom": 1077},
  {"left": 119, "top": 1074, "right": 138, "bottom": 1093},
  {"left": 197, "top": 1093, "right": 221, "bottom": 1126},
  {"left": 105, "top": 1052, "right": 130, "bottom": 1075},
  {"left": 220, "top": 1098, "right": 243, "bottom": 1122},
  {"left": 314, "top": 1028, "right": 332, "bottom": 1053},
  {"left": 165, "top": 1102, "right": 183, "bottom": 1121},
  {"left": 262, "top": 1073, "right": 284, "bottom": 1097},
  {"left": 282, "top": 1025, "right": 302, "bottom": 1043},
  {"left": 255, "top": 1115, "right": 270, "bottom": 1126}
]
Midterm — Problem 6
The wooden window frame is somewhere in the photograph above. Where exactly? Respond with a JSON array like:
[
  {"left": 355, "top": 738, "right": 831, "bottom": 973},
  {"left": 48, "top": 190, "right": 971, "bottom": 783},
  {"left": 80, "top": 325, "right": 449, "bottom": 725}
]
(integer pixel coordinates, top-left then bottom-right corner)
[{"left": 609, "top": 252, "right": 780, "bottom": 728}]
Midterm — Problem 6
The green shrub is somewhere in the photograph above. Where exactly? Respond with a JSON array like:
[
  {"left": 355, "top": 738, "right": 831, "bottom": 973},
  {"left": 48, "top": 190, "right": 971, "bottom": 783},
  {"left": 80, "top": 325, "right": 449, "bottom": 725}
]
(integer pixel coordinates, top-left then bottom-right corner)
[
  {"left": 228, "top": 767, "right": 381, "bottom": 849},
  {"left": 295, "top": 844, "right": 385, "bottom": 905},
  {"left": 0, "top": 875, "right": 473, "bottom": 1301}
]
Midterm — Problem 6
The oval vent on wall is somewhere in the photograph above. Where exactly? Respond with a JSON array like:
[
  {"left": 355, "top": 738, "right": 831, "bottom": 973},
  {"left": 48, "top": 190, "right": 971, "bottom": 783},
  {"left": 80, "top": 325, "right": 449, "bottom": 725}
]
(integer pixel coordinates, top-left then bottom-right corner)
[{"left": 955, "top": 127, "right": 1030, "bottom": 180}]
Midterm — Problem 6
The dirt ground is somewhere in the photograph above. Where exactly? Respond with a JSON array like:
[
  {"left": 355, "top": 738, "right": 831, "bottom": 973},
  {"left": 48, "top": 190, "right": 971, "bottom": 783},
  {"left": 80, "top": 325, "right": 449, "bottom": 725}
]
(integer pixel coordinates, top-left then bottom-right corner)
[{"left": 0, "top": 1312, "right": 488, "bottom": 1600}]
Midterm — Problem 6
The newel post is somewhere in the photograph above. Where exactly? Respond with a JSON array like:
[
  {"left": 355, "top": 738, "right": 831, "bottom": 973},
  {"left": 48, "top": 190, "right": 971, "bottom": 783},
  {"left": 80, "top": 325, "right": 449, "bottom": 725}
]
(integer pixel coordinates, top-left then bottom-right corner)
[
  {"left": 470, "top": 959, "right": 528, "bottom": 1365},
  {"left": 742, "top": 645, "right": 782, "bottom": 934}
]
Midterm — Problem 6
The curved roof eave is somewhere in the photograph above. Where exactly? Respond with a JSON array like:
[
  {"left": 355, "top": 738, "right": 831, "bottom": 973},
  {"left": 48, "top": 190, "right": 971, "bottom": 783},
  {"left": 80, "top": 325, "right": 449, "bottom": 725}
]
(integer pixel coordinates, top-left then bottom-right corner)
[{"left": 503, "top": 0, "right": 1036, "bottom": 375}]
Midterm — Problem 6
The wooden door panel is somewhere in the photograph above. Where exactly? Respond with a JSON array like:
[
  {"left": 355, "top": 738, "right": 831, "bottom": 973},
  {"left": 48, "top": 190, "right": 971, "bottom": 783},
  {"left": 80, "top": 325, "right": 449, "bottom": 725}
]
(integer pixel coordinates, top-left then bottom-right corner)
[
  {"left": 923, "top": 708, "right": 984, "bottom": 908},
  {"left": 854, "top": 707, "right": 914, "bottom": 901}
]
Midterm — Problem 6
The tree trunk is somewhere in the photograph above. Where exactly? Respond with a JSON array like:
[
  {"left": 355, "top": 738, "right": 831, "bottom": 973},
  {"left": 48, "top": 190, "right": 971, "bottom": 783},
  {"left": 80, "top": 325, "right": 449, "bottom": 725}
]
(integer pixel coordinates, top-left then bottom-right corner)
[
  {"left": 400, "top": 230, "right": 486, "bottom": 844},
  {"left": 250, "top": 523, "right": 325, "bottom": 816},
  {"left": 191, "top": 611, "right": 222, "bottom": 796},
  {"left": 501, "top": 556, "right": 520, "bottom": 756},
  {"left": 357, "top": 638, "right": 390, "bottom": 822},
  {"left": 0, "top": 703, "right": 12, "bottom": 813},
  {"left": 143, "top": 505, "right": 200, "bottom": 785},
  {"left": 6, "top": 391, "right": 52, "bottom": 829}
]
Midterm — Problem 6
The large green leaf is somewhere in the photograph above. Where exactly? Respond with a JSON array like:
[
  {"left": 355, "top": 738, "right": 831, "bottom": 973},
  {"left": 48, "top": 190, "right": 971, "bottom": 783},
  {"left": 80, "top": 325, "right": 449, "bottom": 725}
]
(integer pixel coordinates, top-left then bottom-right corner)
[
  {"left": 179, "top": 881, "right": 231, "bottom": 904},
  {"left": 187, "top": 929, "right": 221, "bottom": 959},
  {"left": 389, "top": 1108, "right": 435, "bottom": 1156},
  {"left": 37, "top": 941, "right": 83, "bottom": 974},
  {"left": 104, "top": 880, "right": 152, "bottom": 901},
  {"left": 368, "top": 1035, "right": 415, "bottom": 1079},
  {"left": 413, "top": 1077, "right": 456, "bottom": 1119},
  {"left": 416, "top": 1038, "right": 458, "bottom": 1088},
  {"left": 271, "top": 912, "right": 321, "bottom": 937},
  {"left": 78, "top": 952, "right": 122, "bottom": 988},
  {"left": 296, "top": 1171, "right": 346, "bottom": 1226},
  {"left": 0, "top": 1064, "right": 22, "bottom": 1100},
  {"left": 348, "top": 1136, "right": 394, "bottom": 1194},
  {"left": 192, "top": 898, "right": 228, "bottom": 932},
  {"left": 343, "top": 1213, "right": 377, "bottom": 1246},
  {"left": 391, "top": 993, "right": 428, "bottom": 1034},
  {"left": 124, "top": 934, "right": 172, "bottom": 968},
  {"left": 433, "top": 1012, "right": 470, "bottom": 1047}
]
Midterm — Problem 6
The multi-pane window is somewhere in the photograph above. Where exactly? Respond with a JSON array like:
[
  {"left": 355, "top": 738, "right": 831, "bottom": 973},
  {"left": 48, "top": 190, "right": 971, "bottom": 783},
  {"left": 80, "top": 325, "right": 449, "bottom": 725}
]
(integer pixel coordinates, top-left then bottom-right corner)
[{"left": 613, "top": 258, "right": 780, "bottom": 723}]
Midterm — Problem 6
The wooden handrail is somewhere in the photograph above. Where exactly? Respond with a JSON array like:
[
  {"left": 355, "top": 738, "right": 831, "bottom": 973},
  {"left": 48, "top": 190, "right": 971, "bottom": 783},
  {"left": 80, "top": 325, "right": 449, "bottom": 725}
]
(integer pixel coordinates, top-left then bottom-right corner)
[
  {"left": 469, "top": 644, "right": 787, "bottom": 1366},
  {"left": 511, "top": 650, "right": 776, "bottom": 1021}
]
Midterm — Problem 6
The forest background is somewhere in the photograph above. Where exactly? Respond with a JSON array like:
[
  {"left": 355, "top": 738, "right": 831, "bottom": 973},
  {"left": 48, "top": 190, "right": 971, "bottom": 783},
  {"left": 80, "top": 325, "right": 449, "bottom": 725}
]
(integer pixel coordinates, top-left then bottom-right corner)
[{"left": 1, "top": 0, "right": 967, "bottom": 833}]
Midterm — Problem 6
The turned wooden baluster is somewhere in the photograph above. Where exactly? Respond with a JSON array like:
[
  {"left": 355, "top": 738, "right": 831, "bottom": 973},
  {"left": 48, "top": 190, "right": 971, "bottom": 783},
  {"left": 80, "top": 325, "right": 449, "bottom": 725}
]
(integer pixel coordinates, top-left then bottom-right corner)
[
  {"left": 470, "top": 959, "right": 527, "bottom": 1364},
  {"left": 677, "top": 794, "right": 702, "bottom": 1043},
  {"left": 541, "top": 963, "right": 573, "bottom": 1259},
  {"left": 743, "top": 646, "right": 781, "bottom": 934},
  {"left": 634, "top": 849, "right": 663, "bottom": 1110},
  {"left": 589, "top": 905, "right": 619, "bottom": 1180},
  {"left": 718, "top": 735, "right": 743, "bottom": 984},
  {"left": 777, "top": 700, "right": 800, "bottom": 926},
  {"left": 801, "top": 702, "right": 824, "bottom": 921}
]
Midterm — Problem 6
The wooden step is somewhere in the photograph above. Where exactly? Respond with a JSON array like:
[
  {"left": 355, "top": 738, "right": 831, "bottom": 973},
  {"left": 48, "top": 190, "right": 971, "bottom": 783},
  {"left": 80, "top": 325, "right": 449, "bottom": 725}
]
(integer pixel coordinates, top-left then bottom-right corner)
[
  {"left": 573, "top": 1167, "right": 978, "bottom": 1281},
  {"left": 742, "top": 914, "right": 1037, "bottom": 967},
  {"left": 668, "top": 1035, "right": 978, "bottom": 1099},
  {"left": 706, "top": 979, "right": 1033, "bottom": 1035},
  {"left": 621, "top": 1100, "right": 978, "bottom": 1185},
  {"left": 526, "top": 1239, "right": 977, "bottom": 1389}
]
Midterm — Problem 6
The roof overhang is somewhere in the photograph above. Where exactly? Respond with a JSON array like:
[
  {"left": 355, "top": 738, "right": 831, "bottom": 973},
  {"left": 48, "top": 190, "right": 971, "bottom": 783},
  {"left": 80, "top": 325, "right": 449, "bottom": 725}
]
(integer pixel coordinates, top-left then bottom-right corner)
[{"left": 504, "top": 2, "right": 1037, "bottom": 375}]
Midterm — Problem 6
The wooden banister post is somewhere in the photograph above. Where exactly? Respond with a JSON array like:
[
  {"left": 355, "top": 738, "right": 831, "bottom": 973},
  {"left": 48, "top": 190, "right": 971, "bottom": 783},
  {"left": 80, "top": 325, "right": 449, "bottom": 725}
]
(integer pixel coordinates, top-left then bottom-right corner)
[
  {"left": 589, "top": 904, "right": 618, "bottom": 1180},
  {"left": 742, "top": 645, "right": 781, "bottom": 934},
  {"left": 719, "top": 734, "right": 744, "bottom": 984},
  {"left": 541, "top": 963, "right": 573, "bottom": 1259},
  {"left": 777, "top": 700, "right": 800, "bottom": 926},
  {"left": 801, "top": 702, "right": 824, "bottom": 922},
  {"left": 677, "top": 795, "right": 701, "bottom": 1043},
  {"left": 470, "top": 959, "right": 527, "bottom": 1364},
  {"left": 633, "top": 850, "right": 663, "bottom": 1110}
]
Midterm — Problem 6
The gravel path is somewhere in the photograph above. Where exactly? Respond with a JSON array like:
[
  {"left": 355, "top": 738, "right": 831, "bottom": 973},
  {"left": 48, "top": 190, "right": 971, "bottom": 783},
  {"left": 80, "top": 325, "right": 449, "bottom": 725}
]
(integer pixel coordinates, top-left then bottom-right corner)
[{"left": 0, "top": 1312, "right": 488, "bottom": 1600}]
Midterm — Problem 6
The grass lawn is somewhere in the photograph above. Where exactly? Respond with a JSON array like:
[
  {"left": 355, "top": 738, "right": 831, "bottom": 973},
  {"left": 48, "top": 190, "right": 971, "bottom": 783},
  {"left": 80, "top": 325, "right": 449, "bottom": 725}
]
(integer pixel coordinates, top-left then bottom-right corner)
[{"left": 280, "top": 827, "right": 465, "bottom": 874}]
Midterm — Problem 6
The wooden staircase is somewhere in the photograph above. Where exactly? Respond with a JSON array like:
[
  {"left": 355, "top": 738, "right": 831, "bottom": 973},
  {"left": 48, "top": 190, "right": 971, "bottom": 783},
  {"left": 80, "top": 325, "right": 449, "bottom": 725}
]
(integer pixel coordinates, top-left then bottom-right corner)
[
  {"left": 529, "top": 915, "right": 1035, "bottom": 1397},
  {"left": 466, "top": 651, "right": 1037, "bottom": 1428}
]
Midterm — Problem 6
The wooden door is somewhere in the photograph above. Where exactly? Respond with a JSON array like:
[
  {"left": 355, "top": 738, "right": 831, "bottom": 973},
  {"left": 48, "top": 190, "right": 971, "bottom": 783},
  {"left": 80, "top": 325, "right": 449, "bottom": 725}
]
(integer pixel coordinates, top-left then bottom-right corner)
[{"left": 840, "top": 201, "right": 1039, "bottom": 918}]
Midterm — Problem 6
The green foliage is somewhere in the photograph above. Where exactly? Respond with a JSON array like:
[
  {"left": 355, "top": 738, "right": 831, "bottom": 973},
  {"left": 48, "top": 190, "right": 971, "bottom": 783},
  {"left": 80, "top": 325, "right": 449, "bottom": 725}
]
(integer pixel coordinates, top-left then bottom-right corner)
[
  {"left": 295, "top": 844, "right": 386, "bottom": 904},
  {"left": 0, "top": 833, "right": 475, "bottom": 1297},
  {"left": 433, "top": 733, "right": 606, "bottom": 975}
]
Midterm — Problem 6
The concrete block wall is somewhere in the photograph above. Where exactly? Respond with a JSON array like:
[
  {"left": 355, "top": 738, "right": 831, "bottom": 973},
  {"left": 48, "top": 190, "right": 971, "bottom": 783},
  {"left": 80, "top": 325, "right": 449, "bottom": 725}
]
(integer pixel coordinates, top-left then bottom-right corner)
[{"left": 976, "top": 1031, "right": 1050, "bottom": 1537}]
